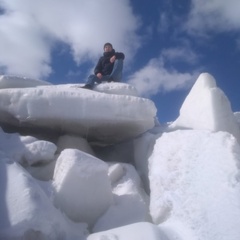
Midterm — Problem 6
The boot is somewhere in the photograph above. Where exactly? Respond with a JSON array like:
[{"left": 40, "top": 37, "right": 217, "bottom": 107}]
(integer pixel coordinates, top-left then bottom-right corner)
[{"left": 81, "top": 84, "right": 92, "bottom": 90}]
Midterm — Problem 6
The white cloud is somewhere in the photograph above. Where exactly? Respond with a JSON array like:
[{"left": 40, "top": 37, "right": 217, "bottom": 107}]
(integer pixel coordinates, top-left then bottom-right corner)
[
  {"left": 0, "top": 11, "right": 52, "bottom": 78},
  {"left": 161, "top": 46, "right": 199, "bottom": 65},
  {"left": 186, "top": 0, "right": 240, "bottom": 33},
  {"left": 127, "top": 57, "right": 198, "bottom": 97},
  {"left": 0, "top": 0, "right": 141, "bottom": 79}
]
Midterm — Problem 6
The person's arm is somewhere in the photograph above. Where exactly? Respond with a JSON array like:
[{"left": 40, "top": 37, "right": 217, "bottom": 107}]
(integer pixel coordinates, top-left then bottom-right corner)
[
  {"left": 94, "top": 57, "right": 103, "bottom": 75},
  {"left": 115, "top": 52, "right": 125, "bottom": 60}
]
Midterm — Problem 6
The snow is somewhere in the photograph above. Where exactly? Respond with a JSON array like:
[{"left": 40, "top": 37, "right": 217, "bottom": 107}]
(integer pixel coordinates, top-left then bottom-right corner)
[
  {"left": 0, "top": 161, "right": 88, "bottom": 240},
  {"left": 88, "top": 222, "right": 169, "bottom": 240},
  {"left": 56, "top": 134, "right": 95, "bottom": 156},
  {"left": 149, "top": 130, "right": 240, "bottom": 240},
  {"left": 0, "top": 75, "right": 51, "bottom": 88},
  {"left": 1, "top": 73, "right": 240, "bottom": 240},
  {"left": 53, "top": 149, "right": 113, "bottom": 226},
  {"left": 171, "top": 72, "right": 240, "bottom": 142},
  {"left": 0, "top": 81, "right": 156, "bottom": 143},
  {"left": 93, "top": 81, "right": 139, "bottom": 97},
  {"left": 93, "top": 162, "right": 150, "bottom": 232},
  {"left": 0, "top": 128, "right": 57, "bottom": 165}
]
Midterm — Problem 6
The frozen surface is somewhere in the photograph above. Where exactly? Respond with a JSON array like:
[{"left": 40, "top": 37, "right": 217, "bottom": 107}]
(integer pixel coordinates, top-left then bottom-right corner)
[
  {"left": 56, "top": 134, "right": 95, "bottom": 155},
  {"left": 149, "top": 130, "right": 240, "bottom": 240},
  {"left": 0, "top": 161, "right": 88, "bottom": 240},
  {"left": 63, "top": 82, "right": 139, "bottom": 97},
  {"left": 0, "top": 75, "right": 51, "bottom": 89},
  {"left": 93, "top": 163, "right": 150, "bottom": 232},
  {"left": 133, "top": 132, "right": 159, "bottom": 193},
  {"left": 0, "top": 84, "right": 157, "bottom": 143},
  {"left": 0, "top": 128, "right": 56, "bottom": 165},
  {"left": 88, "top": 222, "right": 169, "bottom": 240},
  {"left": 172, "top": 73, "right": 240, "bottom": 142},
  {"left": 93, "top": 82, "right": 139, "bottom": 96},
  {"left": 1, "top": 73, "right": 240, "bottom": 240},
  {"left": 53, "top": 149, "right": 113, "bottom": 226}
]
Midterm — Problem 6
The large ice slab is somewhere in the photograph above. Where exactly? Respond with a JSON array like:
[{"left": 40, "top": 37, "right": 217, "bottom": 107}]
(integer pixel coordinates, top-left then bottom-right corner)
[
  {"left": 88, "top": 222, "right": 169, "bottom": 240},
  {"left": 60, "top": 81, "right": 139, "bottom": 97},
  {"left": 172, "top": 73, "right": 240, "bottom": 142},
  {"left": 56, "top": 134, "right": 95, "bottom": 155},
  {"left": 0, "top": 84, "right": 157, "bottom": 143},
  {"left": 94, "top": 82, "right": 139, "bottom": 96},
  {"left": 133, "top": 131, "right": 158, "bottom": 193},
  {"left": 93, "top": 163, "right": 150, "bottom": 232},
  {"left": 149, "top": 130, "right": 240, "bottom": 240},
  {"left": 0, "top": 75, "right": 51, "bottom": 89},
  {"left": 0, "top": 128, "right": 56, "bottom": 165},
  {"left": 53, "top": 149, "right": 113, "bottom": 226},
  {"left": 0, "top": 161, "right": 87, "bottom": 239}
]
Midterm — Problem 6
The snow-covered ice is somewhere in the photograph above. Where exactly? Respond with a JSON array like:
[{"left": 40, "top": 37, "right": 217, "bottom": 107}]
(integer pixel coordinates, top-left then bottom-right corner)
[
  {"left": 0, "top": 128, "right": 57, "bottom": 165},
  {"left": 149, "top": 130, "right": 240, "bottom": 240},
  {"left": 0, "top": 80, "right": 156, "bottom": 143},
  {"left": 88, "top": 222, "right": 169, "bottom": 240},
  {"left": 172, "top": 73, "right": 240, "bottom": 142},
  {"left": 1, "top": 73, "right": 240, "bottom": 240},
  {"left": 0, "top": 161, "right": 88, "bottom": 240},
  {"left": 0, "top": 75, "right": 51, "bottom": 89},
  {"left": 93, "top": 162, "right": 150, "bottom": 232},
  {"left": 53, "top": 149, "right": 113, "bottom": 226}
]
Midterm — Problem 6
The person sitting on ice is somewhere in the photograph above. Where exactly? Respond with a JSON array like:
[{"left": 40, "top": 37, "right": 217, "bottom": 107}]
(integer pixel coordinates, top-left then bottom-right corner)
[{"left": 82, "top": 42, "right": 125, "bottom": 90}]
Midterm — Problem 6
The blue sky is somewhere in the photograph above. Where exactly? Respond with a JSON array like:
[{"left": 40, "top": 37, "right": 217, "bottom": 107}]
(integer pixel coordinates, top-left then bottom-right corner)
[{"left": 0, "top": 0, "right": 240, "bottom": 123}]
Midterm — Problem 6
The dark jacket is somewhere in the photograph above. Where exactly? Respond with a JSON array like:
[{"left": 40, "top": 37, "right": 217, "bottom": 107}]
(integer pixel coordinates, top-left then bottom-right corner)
[{"left": 94, "top": 49, "right": 125, "bottom": 76}]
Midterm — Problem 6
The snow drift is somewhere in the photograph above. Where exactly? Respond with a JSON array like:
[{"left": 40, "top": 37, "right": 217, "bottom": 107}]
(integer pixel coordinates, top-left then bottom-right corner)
[{"left": 1, "top": 73, "right": 240, "bottom": 240}]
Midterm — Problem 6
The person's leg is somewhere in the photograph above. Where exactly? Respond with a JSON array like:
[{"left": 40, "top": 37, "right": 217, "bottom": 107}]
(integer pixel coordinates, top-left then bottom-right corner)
[
  {"left": 109, "top": 59, "right": 123, "bottom": 82},
  {"left": 84, "top": 60, "right": 123, "bottom": 87},
  {"left": 83, "top": 74, "right": 102, "bottom": 89}
]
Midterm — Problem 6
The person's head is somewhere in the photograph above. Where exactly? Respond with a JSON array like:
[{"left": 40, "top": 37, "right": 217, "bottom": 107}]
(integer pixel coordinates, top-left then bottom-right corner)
[{"left": 103, "top": 42, "right": 113, "bottom": 52}]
